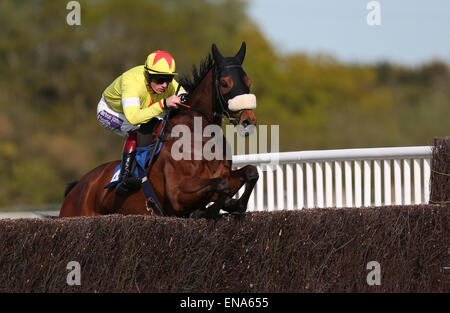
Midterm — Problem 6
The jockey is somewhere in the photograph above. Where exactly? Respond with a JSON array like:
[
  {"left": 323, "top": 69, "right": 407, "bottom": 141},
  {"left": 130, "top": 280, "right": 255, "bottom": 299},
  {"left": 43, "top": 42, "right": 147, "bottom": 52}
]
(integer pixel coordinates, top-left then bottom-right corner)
[{"left": 97, "top": 50, "right": 185, "bottom": 197}]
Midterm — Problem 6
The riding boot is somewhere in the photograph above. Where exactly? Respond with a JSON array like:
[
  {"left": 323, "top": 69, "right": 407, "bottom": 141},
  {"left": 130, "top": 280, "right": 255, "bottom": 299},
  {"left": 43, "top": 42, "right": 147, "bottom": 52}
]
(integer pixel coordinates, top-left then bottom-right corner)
[{"left": 115, "top": 132, "right": 142, "bottom": 197}]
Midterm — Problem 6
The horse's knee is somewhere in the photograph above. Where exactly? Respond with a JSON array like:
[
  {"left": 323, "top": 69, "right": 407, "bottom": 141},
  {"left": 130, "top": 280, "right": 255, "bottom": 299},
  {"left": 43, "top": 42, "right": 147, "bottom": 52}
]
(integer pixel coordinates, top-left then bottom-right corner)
[
  {"left": 245, "top": 165, "right": 259, "bottom": 182},
  {"left": 216, "top": 178, "right": 231, "bottom": 195},
  {"left": 223, "top": 198, "right": 246, "bottom": 214}
]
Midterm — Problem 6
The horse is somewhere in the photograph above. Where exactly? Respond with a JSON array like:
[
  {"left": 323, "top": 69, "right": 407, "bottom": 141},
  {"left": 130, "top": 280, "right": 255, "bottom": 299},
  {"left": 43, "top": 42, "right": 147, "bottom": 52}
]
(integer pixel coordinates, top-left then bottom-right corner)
[{"left": 59, "top": 42, "right": 258, "bottom": 218}]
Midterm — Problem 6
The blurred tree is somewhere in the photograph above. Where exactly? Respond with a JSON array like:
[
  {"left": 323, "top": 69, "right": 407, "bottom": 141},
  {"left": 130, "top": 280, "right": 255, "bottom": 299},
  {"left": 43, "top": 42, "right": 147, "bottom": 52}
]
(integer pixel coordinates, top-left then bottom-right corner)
[{"left": 0, "top": 0, "right": 449, "bottom": 208}]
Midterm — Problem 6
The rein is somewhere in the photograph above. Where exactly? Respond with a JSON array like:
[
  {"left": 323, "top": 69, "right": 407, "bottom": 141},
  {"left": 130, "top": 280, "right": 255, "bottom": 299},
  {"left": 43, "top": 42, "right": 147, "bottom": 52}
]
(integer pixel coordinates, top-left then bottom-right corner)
[{"left": 176, "top": 101, "right": 221, "bottom": 123}]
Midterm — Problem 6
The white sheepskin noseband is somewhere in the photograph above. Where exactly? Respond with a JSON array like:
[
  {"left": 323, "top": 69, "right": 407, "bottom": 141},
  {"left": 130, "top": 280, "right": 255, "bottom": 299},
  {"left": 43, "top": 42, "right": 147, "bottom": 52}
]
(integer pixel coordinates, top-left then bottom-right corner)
[{"left": 227, "top": 94, "right": 257, "bottom": 111}]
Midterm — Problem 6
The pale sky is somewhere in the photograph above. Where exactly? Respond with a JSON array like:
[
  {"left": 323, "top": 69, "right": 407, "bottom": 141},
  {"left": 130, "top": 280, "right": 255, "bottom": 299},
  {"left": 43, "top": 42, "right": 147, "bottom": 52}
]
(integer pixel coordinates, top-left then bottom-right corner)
[{"left": 247, "top": 0, "right": 450, "bottom": 65}]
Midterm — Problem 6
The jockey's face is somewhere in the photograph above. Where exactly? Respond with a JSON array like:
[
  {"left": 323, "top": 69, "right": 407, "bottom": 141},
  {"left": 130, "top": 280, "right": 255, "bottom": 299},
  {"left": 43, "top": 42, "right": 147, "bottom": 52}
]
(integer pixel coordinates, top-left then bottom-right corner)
[
  {"left": 150, "top": 80, "right": 168, "bottom": 94},
  {"left": 148, "top": 74, "right": 173, "bottom": 94}
]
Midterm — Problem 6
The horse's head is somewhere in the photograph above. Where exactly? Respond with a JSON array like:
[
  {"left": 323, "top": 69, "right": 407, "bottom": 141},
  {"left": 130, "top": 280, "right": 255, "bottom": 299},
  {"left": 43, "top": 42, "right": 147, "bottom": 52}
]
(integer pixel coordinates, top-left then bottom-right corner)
[{"left": 212, "top": 42, "right": 257, "bottom": 136}]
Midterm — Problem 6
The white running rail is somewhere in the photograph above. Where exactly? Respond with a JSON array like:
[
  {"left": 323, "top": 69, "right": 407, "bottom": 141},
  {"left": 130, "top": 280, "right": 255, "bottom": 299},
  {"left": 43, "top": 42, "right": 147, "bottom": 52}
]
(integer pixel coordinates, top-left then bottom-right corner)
[{"left": 232, "top": 146, "right": 432, "bottom": 211}]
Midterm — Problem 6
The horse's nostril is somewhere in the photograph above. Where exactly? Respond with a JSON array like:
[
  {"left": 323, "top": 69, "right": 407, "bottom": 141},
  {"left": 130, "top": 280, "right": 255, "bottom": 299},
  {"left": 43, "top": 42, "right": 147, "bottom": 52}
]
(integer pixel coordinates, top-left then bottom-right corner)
[{"left": 242, "top": 119, "right": 250, "bottom": 127}]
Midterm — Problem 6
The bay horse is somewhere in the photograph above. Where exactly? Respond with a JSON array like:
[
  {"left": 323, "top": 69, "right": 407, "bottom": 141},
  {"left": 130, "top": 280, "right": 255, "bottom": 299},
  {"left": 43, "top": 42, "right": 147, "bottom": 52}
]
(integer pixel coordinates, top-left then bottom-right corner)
[{"left": 59, "top": 42, "right": 259, "bottom": 218}]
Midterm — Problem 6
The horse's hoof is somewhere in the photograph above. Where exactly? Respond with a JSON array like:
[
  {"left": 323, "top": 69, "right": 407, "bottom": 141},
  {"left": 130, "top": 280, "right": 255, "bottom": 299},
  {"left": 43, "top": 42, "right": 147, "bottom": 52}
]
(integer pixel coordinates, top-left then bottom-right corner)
[
  {"left": 245, "top": 166, "right": 259, "bottom": 182},
  {"left": 227, "top": 211, "right": 246, "bottom": 220},
  {"left": 223, "top": 199, "right": 237, "bottom": 212},
  {"left": 223, "top": 199, "right": 247, "bottom": 214},
  {"left": 189, "top": 209, "right": 207, "bottom": 219}
]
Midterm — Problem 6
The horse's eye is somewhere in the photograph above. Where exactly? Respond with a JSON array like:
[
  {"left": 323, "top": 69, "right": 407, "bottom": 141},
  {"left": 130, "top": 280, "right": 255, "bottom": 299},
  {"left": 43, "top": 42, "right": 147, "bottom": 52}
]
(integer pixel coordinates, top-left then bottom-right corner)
[{"left": 220, "top": 81, "right": 228, "bottom": 88}]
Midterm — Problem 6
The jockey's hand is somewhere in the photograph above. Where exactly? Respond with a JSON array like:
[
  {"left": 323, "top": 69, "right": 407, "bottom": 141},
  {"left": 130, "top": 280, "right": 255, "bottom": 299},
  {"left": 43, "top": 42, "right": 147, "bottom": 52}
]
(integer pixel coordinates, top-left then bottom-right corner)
[
  {"left": 179, "top": 93, "right": 189, "bottom": 104},
  {"left": 164, "top": 95, "right": 181, "bottom": 108}
]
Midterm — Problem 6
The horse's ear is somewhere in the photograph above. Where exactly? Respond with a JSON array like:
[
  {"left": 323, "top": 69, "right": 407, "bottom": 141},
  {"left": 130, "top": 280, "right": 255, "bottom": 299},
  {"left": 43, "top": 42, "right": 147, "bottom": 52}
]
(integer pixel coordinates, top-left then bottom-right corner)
[
  {"left": 235, "top": 41, "right": 246, "bottom": 65},
  {"left": 212, "top": 44, "right": 224, "bottom": 64}
]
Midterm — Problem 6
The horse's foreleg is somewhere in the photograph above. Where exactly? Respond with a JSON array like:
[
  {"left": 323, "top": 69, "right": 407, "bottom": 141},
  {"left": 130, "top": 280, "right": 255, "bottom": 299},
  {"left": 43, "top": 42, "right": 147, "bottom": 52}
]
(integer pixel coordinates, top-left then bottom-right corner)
[
  {"left": 168, "top": 177, "right": 231, "bottom": 218},
  {"left": 223, "top": 165, "right": 259, "bottom": 213},
  {"left": 189, "top": 188, "right": 229, "bottom": 219}
]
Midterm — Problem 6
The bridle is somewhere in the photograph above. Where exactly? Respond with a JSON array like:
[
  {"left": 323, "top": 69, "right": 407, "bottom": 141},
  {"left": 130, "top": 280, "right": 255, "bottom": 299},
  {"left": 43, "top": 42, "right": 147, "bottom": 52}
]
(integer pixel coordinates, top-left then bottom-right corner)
[
  {"left": 175, "top": 63, "right": 245, "bottom": 125},
  {"left": 213, "top": 63, "right": 244, "bottom": 124}
]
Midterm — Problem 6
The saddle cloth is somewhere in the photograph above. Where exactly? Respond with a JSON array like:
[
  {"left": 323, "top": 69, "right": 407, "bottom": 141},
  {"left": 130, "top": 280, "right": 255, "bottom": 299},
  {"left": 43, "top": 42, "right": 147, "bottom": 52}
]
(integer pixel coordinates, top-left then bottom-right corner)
[
  {"left": 104, "top": 141, "right": 163, "bottom": 189},
  {"left": 103, "top": 117, "right": 167, "bottom": 216},
  {"left": 105, "top": 118, "right": 165, "bottom": 189}
]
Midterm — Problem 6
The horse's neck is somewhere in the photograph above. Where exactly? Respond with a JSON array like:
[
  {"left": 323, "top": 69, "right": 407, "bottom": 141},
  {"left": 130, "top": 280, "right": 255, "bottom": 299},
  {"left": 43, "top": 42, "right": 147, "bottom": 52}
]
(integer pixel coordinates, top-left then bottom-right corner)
[
  {"left": 189, "top": 70, "right": 215, "bottom": 117},
  {"left": 162, "top": 68, "right": 230, "bottom": 161},
  {"left": 170, "top": 69, "right": 220, "bottom": 129}
]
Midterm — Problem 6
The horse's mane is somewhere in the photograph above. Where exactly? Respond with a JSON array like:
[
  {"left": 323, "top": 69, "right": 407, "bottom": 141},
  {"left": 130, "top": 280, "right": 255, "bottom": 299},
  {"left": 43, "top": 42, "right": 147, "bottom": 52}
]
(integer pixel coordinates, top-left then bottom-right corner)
[{"left": 178, "top": 54, "right": 214, "bottom": 93}]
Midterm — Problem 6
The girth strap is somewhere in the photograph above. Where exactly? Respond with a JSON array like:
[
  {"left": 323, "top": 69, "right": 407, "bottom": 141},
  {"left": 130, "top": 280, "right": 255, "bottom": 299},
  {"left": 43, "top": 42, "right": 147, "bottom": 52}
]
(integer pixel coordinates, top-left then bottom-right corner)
[
  {"left": 137, "top": 111, "right": 173, "bottom": 216},
  {"left": 137, "top": 167, "right": 165, "bottom": 216}
]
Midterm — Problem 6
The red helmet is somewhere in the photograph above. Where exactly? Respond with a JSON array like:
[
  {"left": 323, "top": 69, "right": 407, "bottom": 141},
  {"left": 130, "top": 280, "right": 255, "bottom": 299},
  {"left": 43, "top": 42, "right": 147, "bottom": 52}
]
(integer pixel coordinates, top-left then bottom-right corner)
[{"left": 144, "top": 50, "right": 177, "bottom": 75}]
